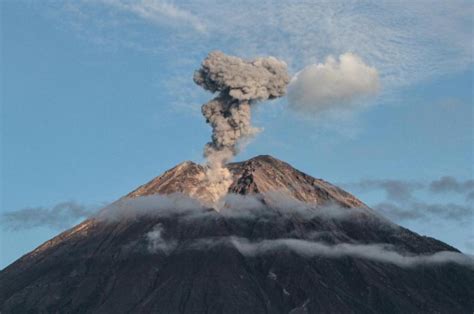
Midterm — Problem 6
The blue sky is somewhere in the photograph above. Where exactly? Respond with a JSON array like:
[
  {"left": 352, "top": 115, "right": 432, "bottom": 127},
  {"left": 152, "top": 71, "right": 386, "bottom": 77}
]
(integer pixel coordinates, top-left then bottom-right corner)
[{"left": 1, "top": 0, "right": 473, "bottom": 268}]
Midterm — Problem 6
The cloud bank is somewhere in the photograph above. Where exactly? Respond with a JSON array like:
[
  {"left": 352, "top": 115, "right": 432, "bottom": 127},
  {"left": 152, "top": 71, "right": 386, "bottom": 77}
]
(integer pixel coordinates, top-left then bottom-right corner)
[
  {"left": 136, "top": 216, "right": 473, "bottom": 268},
  {"left": 1, "top": 192, "right": 376, "bottom": 231},
  {"left": 97, "top": 193, "right": 204, "bottom": 222},
  {"left": 229, "top": 237, "right": 474, "bottom": 268},
  {"left": 5, "top": 193, "right": 472, "bottom": 268},
  {"left": 97, "top": 192, "right": 380, "bottom": 225},
  {"left": 6, "top": 175, "right": 471, "bottom": 231},
  {"left": 288, "top": 53, "right": 380, "bottom": 116},
  {"left": 144, "top": 230, "right": 474, "bottom": 268}
]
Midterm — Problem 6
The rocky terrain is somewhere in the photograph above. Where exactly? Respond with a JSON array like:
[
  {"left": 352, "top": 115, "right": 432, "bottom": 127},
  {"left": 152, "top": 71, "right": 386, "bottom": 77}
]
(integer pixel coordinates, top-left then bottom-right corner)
[{"left": 1, "top": 155, "right": 473, "bottom": 313}]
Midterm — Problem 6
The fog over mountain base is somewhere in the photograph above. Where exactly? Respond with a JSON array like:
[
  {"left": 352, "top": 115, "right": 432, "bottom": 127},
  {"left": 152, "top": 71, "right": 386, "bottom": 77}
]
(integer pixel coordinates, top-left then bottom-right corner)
[{"left": 97, "top": 193, "right": 473, "bottom": 268}]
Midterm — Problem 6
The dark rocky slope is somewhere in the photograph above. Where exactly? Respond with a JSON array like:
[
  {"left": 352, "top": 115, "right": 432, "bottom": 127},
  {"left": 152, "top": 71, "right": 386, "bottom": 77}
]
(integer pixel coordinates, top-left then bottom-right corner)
[{"left": 1, "top": 155, "right": 473, "bottom": 313}]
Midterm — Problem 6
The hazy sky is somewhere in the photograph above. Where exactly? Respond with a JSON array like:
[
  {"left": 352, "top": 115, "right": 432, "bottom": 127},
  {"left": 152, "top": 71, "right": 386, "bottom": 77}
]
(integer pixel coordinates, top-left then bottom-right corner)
[{"left": 1, "top": 0, "right": 473, "bottom": 268}]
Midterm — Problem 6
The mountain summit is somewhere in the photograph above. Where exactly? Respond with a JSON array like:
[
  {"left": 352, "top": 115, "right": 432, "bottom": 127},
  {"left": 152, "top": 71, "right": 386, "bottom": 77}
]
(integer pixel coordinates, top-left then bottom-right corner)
[
  {"left": 127, "top": 155, "right": 364, "bottom": 208},
  {"left": 1, "top": 155, "right": 473, "bottom": 313}
]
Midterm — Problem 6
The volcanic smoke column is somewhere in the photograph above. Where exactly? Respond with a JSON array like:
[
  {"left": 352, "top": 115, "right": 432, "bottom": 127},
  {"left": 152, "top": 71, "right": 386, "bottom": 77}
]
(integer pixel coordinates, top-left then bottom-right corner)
[{"left": 194, "top": 51, "right": 290, "bottom": 206}]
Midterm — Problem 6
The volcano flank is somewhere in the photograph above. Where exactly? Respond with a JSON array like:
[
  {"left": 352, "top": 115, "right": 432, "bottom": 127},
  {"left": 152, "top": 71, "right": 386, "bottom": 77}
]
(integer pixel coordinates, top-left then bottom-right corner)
[{"left": 1, "top": 155, "right": 473, "bottom": 313}]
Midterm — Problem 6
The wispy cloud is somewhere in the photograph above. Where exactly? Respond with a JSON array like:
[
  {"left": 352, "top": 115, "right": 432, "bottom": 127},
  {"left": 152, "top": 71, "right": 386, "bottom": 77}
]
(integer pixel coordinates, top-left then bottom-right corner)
[
  {"left": 343, "top": 176, "right": 474, "bottom": 223},
  {"left": 2, "top": 192, "right": 376, "bottom": 231},
  {"left": 344, "top": 179, "right": 423, "bottom": 202},
  {"left": 229, "top": 237, "right": 473, "bottom": 268},
  {"left": 1, "top": 201, "right": 100, "bottom": 230},
  {"left": 146, "top": 223, "right": 177, "bottom": 254},
  {"left": 6, "top": 194, "right": 472, "bottom": 267},
  {"left": 374, "top": 201, "right": 472, "bottom": 222},
  {"left": 97, "top": 192, "right": 379, "bottom": 223},
  {"left": 122, "top": 203, "right": 472, "bottom": 268},
  {"left": 51, "top": 1, "right": 473, "bottom": 87},
  {"left": 98, "top": 0, "right": 207, "bottom": 33},
  {"left": 430, "top": 176, "right": 474, "bottom": 199},
  {"left": 150, "top": 234, "right": 474, "bottom": 268},
  {"left": 98, "top": 193, "right": 204, "bottom": 222},
  {"left": 42, "top": 0, "right": 473, "bottom": 130}
]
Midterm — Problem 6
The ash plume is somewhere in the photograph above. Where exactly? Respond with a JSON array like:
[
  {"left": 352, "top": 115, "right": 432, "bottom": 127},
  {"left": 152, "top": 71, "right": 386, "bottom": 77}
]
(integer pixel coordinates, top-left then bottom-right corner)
[{"left": 194, "top": 51, "right": 289, "bottom": 207}]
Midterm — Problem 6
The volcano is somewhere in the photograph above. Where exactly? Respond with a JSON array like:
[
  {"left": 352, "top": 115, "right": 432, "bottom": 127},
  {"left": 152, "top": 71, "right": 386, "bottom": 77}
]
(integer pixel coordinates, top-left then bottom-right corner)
[{"left": 1, "top": 155, "right": 473, "bottom": 313}]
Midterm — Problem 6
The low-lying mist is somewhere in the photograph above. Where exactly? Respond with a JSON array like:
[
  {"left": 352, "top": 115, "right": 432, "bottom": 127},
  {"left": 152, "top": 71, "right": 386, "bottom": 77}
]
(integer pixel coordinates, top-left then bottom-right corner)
[{"left": 94, "top": 192, "right": 473, "bottom": 269}]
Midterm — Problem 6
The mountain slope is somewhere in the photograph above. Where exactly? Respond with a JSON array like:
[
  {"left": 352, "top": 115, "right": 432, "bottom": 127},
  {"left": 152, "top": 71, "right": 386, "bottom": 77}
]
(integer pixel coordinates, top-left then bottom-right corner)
[
  {"left": 1, "top": 155, "right": 473, "bottom": 313},
  {"left": 127, "top": 155, "right": 364, "bottom": 208}
]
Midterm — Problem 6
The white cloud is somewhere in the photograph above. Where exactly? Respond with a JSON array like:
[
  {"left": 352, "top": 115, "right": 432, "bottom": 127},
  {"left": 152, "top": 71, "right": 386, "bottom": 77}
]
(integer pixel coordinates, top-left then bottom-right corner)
[
  {"left": 229, "top": 237, "right": 474, "bottom": 268},
  {"left": 287, "top": 53, "right": 379, "bottom": 116},
  {"left": 96, "top": 192, "right": 381, "bottom": 223},
  {"left": 181, "top": 236, "right": 474, "bottom": 268},
  {"left": 98, "top": 0, "right": 206, "bottom": 33},
  {"left": 51, "top": 0, "right": 473, "bottom": 109},
  {"left": 146, "top": 223, "right": 177, "bottom": 254},
  {"left": 188, "top": 1, "right": 472, "bottom": 88},
  {"left": 97, "top": 193, "right": 205, "bottom": 222}
]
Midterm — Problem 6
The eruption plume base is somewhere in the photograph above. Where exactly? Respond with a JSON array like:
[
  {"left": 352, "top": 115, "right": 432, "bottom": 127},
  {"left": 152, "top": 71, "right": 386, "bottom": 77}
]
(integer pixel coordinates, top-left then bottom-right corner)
[{"left": 194, "top": 51, "right": 290, "bottom": 208}]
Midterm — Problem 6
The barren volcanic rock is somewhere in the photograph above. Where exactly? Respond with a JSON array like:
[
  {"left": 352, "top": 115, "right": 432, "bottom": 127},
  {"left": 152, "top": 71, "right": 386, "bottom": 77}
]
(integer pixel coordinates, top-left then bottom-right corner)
[
  {"left": 1, "top": 155, "right": 473, "bottom": 313},
  {"left": 127, "top": 155, "right": 364, "bottom": 209}
]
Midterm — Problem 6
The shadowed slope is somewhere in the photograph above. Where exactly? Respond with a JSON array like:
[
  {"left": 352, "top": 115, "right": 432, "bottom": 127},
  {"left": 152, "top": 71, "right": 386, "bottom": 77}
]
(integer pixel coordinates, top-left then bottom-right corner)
[{"left": 1, "top": 155, "right": 473, "bottom": 313}]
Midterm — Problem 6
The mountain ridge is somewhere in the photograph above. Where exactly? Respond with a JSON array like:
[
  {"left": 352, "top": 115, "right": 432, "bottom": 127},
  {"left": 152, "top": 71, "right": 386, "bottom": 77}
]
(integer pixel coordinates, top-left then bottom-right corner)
[
  {"left": 1, "top": 155, "right": 472, "bottom": 313},
  {"left": 127, "top": 155, "right": 366, "bottom": 209}
]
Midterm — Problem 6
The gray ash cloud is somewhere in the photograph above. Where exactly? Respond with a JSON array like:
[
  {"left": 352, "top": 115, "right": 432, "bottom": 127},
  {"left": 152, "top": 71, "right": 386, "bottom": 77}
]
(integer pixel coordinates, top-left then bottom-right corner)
[{"left": 193, "top": 51, "right": 289, "bottom": 207}]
